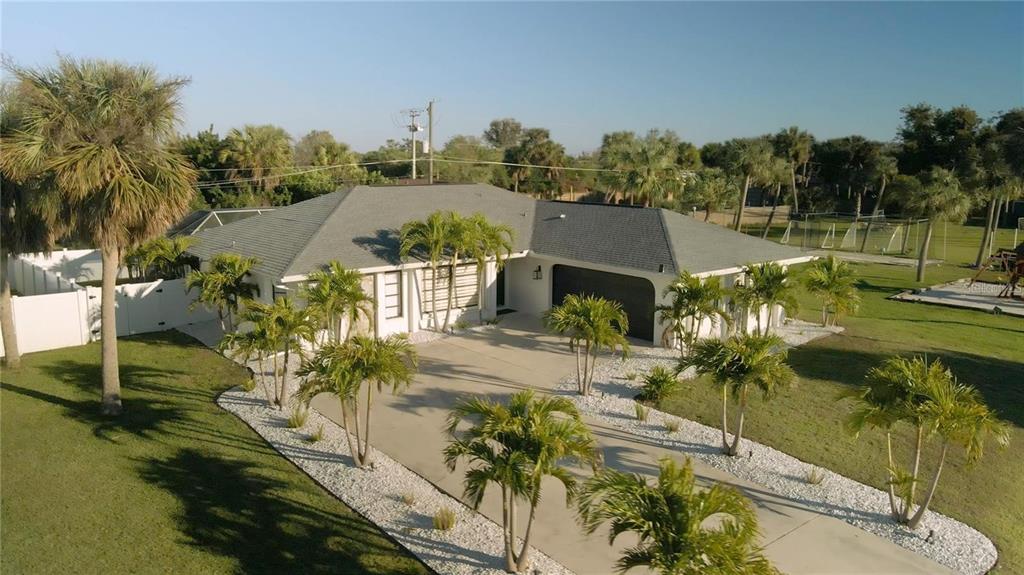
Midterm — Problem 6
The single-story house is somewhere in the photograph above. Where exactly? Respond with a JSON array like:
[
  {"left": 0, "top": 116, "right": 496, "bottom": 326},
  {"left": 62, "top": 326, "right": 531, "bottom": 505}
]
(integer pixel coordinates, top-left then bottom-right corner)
[{"left": 188, "top": 184, "right": 811, "bottom": 346}]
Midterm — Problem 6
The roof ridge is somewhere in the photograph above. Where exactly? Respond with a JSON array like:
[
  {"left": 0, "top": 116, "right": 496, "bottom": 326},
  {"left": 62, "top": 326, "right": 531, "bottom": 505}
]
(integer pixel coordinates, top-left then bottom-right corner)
[
  {"left": 656, "top": 208, "right": 680, "bottom": 274},
  {"left": 280, "top": 186, "right": 355, "bottom": 277}
]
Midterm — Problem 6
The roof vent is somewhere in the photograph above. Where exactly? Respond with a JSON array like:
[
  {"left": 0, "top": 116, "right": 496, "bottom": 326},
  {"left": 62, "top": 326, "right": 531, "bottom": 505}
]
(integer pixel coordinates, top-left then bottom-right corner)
[{"left": 658, "top": 264, "right": 665, "bottom": 273}]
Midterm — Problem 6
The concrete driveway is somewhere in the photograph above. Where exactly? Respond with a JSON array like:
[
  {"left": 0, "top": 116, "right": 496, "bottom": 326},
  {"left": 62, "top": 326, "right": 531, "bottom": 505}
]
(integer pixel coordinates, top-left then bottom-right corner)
[{"left": 311, "top": 313, "right": 952, "bottom": 575}]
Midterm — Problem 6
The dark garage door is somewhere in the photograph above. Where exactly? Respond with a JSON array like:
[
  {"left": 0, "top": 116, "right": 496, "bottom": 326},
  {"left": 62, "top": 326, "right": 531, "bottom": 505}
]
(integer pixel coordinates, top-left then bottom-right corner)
[{"left": 551, "top": 265, "right": 655, "bottom": 341}]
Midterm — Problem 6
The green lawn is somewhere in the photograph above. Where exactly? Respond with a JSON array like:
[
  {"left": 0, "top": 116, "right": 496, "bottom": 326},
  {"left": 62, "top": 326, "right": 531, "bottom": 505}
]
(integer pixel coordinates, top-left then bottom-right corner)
[
  {"left": 0, "top": 331, "right": 430, "bottom": 575},
  {"left": 660, "top": 261, "right": 1024, "bottom": 572}
]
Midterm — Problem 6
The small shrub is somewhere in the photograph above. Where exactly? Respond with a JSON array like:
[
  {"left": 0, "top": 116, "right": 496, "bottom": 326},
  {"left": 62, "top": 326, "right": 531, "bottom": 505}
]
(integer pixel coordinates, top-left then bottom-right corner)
[
  {"left": 241, "top": 376, "right": 257, "bottom": 392},
  {"left": 287, "top": 405, "right": 309, "bottom": 429},
  {"left": 483, "top": 317, "right": 501, "bottom": 326},
  {"left": 664, "top": 419, "right": 680, "bottom": 433},
  {"left": 400, "top": 492, "right": 416, "bottom": 506},
  {"left": 433, "top": 506, "right": 457, "bottom": 531},
  {"left": 805, "top": 466, "right": 825, "bottom": 485},
  {"left": 625, "top": 372, "right": 638, "bottom": 382},
  {"left": 634, "top": 401, "right": 649, "bottom": 422},
  {"left": 454, "top": 319, "right": 470, "bottom": 331},
  {"left": 306, "top": 423, "right": 325, "bottom": 443},
  {"left": 637, "top": 366, "right": 681, "bottom": 404}
]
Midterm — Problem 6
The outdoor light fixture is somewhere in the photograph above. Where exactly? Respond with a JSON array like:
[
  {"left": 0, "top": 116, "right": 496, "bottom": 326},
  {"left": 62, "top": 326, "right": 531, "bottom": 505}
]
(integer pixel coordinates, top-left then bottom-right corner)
[
  {"left": 658, "top": 264, "right": 665, "bottom": 273},
  {"left": 533, "top": 266, "right": 543, "bottom": 280}
]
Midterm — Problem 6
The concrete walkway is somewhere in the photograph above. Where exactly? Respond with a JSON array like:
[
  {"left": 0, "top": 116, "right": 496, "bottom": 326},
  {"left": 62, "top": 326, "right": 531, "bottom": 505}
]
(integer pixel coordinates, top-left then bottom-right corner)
[{"left": 309, "top": 314, "right": 953, "bottom": 575}]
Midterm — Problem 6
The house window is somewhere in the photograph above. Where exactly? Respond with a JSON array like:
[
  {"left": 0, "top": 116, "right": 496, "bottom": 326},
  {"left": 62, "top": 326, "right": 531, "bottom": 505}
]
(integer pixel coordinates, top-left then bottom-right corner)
[{"left": 384, "top": 272, "right": 403, "bottom": 319}]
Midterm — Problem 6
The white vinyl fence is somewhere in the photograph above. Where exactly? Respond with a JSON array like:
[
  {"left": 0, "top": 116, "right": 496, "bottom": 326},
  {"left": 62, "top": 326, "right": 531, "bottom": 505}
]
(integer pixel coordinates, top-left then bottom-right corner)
[{"left": 2, "top": 252, "right": 216, "bottom": 357}]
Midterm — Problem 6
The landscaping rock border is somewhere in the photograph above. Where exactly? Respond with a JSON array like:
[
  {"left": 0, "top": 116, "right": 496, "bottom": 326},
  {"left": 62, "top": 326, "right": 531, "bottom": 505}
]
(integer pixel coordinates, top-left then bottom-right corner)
[
  {"left": 560, "top": 320, "right": 997, "bottom": 575},
  {"left": 218, "top": 389, "right": 574, "bottom": 575}
]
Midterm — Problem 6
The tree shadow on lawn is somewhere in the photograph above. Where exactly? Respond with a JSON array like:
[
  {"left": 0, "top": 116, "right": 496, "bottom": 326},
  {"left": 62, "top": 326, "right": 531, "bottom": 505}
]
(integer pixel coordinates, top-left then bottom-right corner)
[
  {"left": 137, "top": 448, "right": 427, "bottom": 575},
  {"left": 787, "top": 338, "right": 1024, "bottom": 427}
]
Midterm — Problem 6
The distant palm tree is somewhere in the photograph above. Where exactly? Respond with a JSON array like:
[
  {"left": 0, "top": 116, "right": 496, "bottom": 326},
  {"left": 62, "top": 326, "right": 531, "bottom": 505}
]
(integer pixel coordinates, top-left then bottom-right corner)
[
  {"left": 577, "top": 457, "right": 778, "bottom": 575},
  {"left": 125, "top": 236, "right": 198, "bottom": 281},
  {"left": 684, "top": 167, "right": 738, "bottom": 222},
  {"left": 186, "top": 253, "right": 259, "bottom": 333},
  {"left": 760, "top": 157, "right": 791, "bottom": 239},
  {"left": 772, "top": 126, "right": 814, "bottom": 215},
  {"left": 545, "top": 294, "right": 630, "bottom": 396},
  {"left": 2, "top": 57, "right": 196, "bottom": 415},
  {"left": 220, "top": 124, "right": 293, "bottom": 199},
  {"left": 444, "top": 390, "right": 598, "bottom": 573},
  {"left": 727, "top": 138, "right": 774, "bottom": 231},
  {"left": 732, "top": 262, "right": 798, "bottom": 336},
  {"left": 802, "top": 255, "right": 860, "bottom": 327},
  {"left": 623, "top": 134, "right": 680, "bottom": 207},
  {"left": 298, "top": 335, "right": 417, "bottom": 467},
  {"left": 860, "top": 154, "right": 898, "bottom": 252},
  {"left": 400, "top": 211, "right": 451, "bottom": 332},
  {"left": 465, "top": 214, "right": 515, "bottom": 323},
  {"left": 681, "top": 334, "right": 795, "bottom": 456},
  {"left": 304, "top": 261, "right": 374, "bottom": 345},
  {"left": 906, "top": 168, "right": 971, "bottom": 282},
  {"left": 657, "top": 271, "right": 732, "bottom": 353}
]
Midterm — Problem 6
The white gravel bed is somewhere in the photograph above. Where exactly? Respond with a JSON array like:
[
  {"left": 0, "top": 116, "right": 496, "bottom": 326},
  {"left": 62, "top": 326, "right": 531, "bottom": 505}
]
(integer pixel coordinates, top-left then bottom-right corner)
[
  {"left": 218, "top": 388, "right": 574, "bottom": 575},
  {"left": 561, "top": 322, "right": 997, "bottom": 575}
]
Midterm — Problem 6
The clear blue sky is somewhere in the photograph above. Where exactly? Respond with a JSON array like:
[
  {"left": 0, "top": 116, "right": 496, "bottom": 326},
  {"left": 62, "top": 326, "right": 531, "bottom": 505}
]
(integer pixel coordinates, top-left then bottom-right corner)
[{"left": 2, "top": 2, "right": 1022, "bottom": 153}]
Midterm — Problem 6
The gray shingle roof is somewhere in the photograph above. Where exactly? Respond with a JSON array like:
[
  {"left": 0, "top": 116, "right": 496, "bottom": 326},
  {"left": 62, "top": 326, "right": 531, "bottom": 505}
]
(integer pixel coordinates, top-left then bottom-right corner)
[
  {"left": 190, "top": 184, "right": 535, "bottom": 279},
  {"left": 190, "top": 184, "right": 804, "bottom": 280}
]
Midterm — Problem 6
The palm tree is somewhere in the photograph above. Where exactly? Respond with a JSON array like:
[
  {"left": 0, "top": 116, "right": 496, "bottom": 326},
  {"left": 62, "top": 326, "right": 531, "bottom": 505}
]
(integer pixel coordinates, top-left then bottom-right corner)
[
  {"left": 622, "top": 133, "right": 680, "bottom": 207},
  {"left": 219, "top": 124, "right": 293, "bottom": 200},
  {"left": 760, "top": 157, "right": 791, "bottom": 239},
  {"left": 681, "top": 334, "right": 795, "bottom": 456},
  {"left": 727, "top": 138, "right": 774, "bottom": 231},
  {"left": 0, "top": 84, "right": 70, "bottom": 368},
  {"left": 441, "top": 212, "right": 473, "bottom": 332},
  {"left": 773, "top": 126, "right": 813, "bottom": 215},
  {"left": 906, "top": 168, "right": 971, "bottom": 282},
  {"left": 2, "top": 57, "right": 196, "bottom": 415},
  {"left": 465, "top": 214, "right": 515, "bottom": 323},
  {"left": 656, "top": 272, "right": 731, "bottom": 353},
  {"left": 219, "top": 325, "right": 276, "bottom": 405},
  {"left": 684, "top": 167, "right": 738, "bottom": 222},
  {"left": 577, "top": 457, "right": 778, "bottom": 575},
  {"left": 802, "top": 256, "right": 860, "bottom": 327},
  {"left": 186, "top": 253, "right": 259, "bottom": 333},
  {"left": 732, "top": 262, "right": 798, "bottom": 336},
  {"left": 304, "top": 261, "right": 374, "bottom": 345},
  {"left": 444, "top": 390, "right": 598, "bottom": 573},
  {"left": 261, "top": 296, "right": 317, "bottom": 409},
  {"left": 545, "top": 294, "right": 630, "bottom": 396},
  {"left": 298, "top": 335, "right": 417, "bottom": 467},
  {"left": 906, "top": 371, "right": 1008, "bottom": 529},
  {"left": 125, "top": 236, "right": 198, "bottom": 281},
  {"left": 860, "top": 153, "right": 898, "bottom": 252},
  {"left": 400, "top": 211, "right": 451, "bottom": 332}
]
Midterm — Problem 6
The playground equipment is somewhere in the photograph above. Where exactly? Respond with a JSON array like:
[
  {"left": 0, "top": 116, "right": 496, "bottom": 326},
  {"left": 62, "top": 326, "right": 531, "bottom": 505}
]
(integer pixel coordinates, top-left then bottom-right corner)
[{"left": 970, "top": 242, "right": 1024, "bottom": 299}]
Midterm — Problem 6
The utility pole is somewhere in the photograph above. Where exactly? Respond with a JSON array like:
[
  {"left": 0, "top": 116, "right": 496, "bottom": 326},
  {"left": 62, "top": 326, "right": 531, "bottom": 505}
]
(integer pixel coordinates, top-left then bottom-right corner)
[
  {"left": 401, "top": 108, "right": 423, "bottom": 180},
  {"left": 427, "top": 100, "right": 435, "bottom": 184}
]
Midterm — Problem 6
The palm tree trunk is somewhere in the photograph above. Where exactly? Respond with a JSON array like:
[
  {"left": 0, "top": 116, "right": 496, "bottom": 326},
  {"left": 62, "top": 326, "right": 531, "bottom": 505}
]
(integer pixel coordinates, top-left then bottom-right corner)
[
  {"left": 976, "top": 200, "right": 995, "bottom": 268},
  {"left": 257, "top": 354, "right": 273, "bottom": 405},
  {"left": 704, "top": 204, "right": 712, "bottom": 222},
  {"left": 916, "top": 221, "right": 934, "bottom": 283},
  {"left": 720, "top": 385, "right": 730, "bottom": 452},
  {"left": 885, "top": 431, "right": 900, "bottom": 520},
  {"left": 352, "top": 393, "right": 364, "bottom": 467},
  {"left": 904, "top": 425, "right": 924, "bottom": 522},
  {"left": 272, "top": 351, "right": 281, "bottom": 408},
  {"left": 987, "top": 197, "right": 1003, "bottom": 256},
  {"left": 729, "top": 389, "right": 747, "bottom": 456},
  {"left": 515, "top": 498, "right": 539, "bottom": 572},
  {"left": 339, "top": 399, "right": 359, "bottom": 464},
  {"left": 361, "top": 384, "right": 374, "bottom": 467},
  {"left": 820, "top": 304, "right": 828, "bottom": 327},
  {"left": 477, "top": 266, "right": 485, "bottom": 324},
  {"left": 790, "top": 167, "right": 800, "bottom": 214},
  {"left": 582, "top": 340, "right": 592, "bottom": 395},
  {"left": 429, "top": 264, "right": 441, "bottom": 331},
  {"left": 908, "top": 442, "right": 948, "bottom": 530},
  {"left": 0, "top": 252, "right": 21, "bottom": 369},
  {"left": 280, "top": 347, "right": 291, "bottom": 409},
  {"left": 100, "top": 246, "right": 123, "bottom": 416},
  {"left": 860, "top": 179, "right": 888, "bottom": 252},
  {"left": 443, "top": 253, "right": 459, "bottom": 332},
  {"left": 575, "top": 342, "right": 584, "bottom": 395},
  {"left": 734, "top": 175, "right": 751, "bottom": 231},
  {"left": 501, "top": 487, "right": 516, "bottom": 572},
  {"left": 762, "top": 183, "right": 781, "bottom": 239},
  {"left": 507, "top": 496, "right": 518, "bottom": 572}
]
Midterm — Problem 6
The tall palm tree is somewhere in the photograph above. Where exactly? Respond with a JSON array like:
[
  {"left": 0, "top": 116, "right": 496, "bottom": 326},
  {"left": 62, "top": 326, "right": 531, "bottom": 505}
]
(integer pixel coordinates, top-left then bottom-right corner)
[
  {"left": 303, "top": 261, "right": 374, "bottom": 345},
  {"left": 577, "top": 457, "right": 778, "bottom": 575},
  {"left": 186, "top": 253, "right": 259, "bottom": 333},
  {"left": 760, "top": 157, "right": 791, "bottom": 239},
  {"left": 906, "top": 168, "right": 971, "bottom": 282},
  {"left": 441, "top": 211, "right": 473, "bottom": 332},
  {"left": 465, "top": 214, "right": 515, "bottom": 323},
  {"left": 219, "top": 124, "right": 293, "bottom": 200},
  {"left": 623, "top": 133, "right": 680, "bottom": 207},
  {"left": 545, "top": 294, "right": 630, "bottom": 396},
  {"left": 400, "top": 211, "right": 451, "bottom": 332},
  {"left": 802, "top": 256, "right": 860, "bottom": 327},
  {"left": 860, "top": 153, "right": 898, "bottom": 252},
  {"left": 681, "top": 334, "right": 795, "bottom": 456},
  {"left": 727, "top": 138, "right": 774, "bottom": 231},
  {"left": 0, "top": 84, "right": 71, "bottom": 368},
  {"left": 125, "top": 235, "right": 198, "bottom": 281},
  {"left": 261, "top": 296, "right": 317, "bottom": 409},
  {"left": 2, "top": 57, "right": 196, "bottom": 415},
  {"left": 772, "top": 126, "right": 813, "bottom": 215},
  {"left": 219, "top": 324, "right": 276, "bottom": 406},
  {"left": 444, "top": 390, "right": 598, "bottom": 572},
  {"left": 298, "top": 335, "right": 417, "bottom": 467},
  {"left": 685, "top": 167, "right": 738, "bottom": 222},
  {"left": 656, "top": 272, "right": 731, "bottom": 353},
  {"left": 907, "top": 371, "right": 1008, "bottom": 529},
  {"left": 732, "top": 262, "right": 798, "bottom": 336}
]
